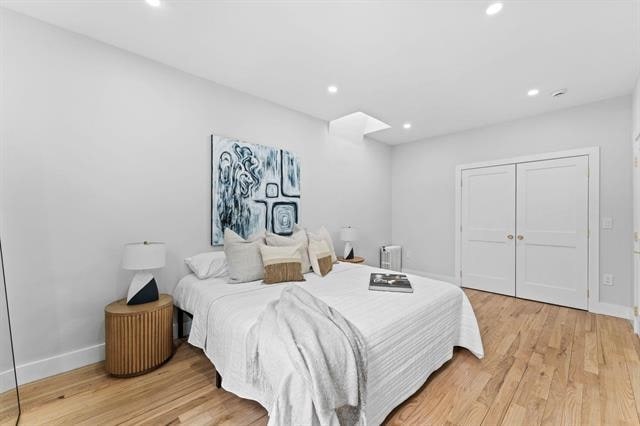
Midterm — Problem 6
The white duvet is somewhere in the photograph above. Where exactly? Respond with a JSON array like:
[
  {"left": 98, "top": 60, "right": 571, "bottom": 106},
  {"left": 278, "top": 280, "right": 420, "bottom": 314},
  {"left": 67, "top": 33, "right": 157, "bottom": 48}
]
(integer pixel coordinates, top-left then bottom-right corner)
[{"left": 174, "top": 263, "right": 484, "bottom": 425}]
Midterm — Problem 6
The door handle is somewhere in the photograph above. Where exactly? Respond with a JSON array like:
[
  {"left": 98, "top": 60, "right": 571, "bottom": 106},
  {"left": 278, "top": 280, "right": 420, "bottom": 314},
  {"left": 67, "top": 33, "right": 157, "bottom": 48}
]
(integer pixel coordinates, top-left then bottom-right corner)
[
  {"left": 517, "top": 235, "right": 524, "bottom": 240},
  {"left": 507, "top": 234, "right": 514, "bottom": 240}
]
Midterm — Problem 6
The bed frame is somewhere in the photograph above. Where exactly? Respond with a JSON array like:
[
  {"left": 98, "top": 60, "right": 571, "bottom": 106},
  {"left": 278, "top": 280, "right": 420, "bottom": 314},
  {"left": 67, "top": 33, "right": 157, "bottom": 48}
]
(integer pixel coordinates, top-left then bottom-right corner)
[{"left": 176, "top": 306, "right": 222, "bottom": 389}]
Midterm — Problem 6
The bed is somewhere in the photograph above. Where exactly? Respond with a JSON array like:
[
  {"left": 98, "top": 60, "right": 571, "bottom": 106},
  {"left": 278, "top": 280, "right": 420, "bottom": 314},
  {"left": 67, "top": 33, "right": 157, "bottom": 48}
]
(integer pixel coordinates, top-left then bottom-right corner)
[{"left": 173, "top": 262, "right": 483, "bottom": 425}]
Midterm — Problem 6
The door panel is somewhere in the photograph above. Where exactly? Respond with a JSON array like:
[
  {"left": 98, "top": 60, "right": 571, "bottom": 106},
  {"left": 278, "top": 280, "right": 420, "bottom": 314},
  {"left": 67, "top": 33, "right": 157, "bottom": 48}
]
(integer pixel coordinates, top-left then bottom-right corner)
[
  {"left": 515, "top": 156, "right": 589, "bottom": 309},
  {"left": 461, "top": 165, "right": 516, "bottom": 296}
]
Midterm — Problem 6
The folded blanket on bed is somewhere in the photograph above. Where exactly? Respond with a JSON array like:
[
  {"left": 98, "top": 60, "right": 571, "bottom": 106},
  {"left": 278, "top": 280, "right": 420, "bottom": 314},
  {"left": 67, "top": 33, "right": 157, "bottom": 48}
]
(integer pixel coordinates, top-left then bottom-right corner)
[{"left": 247, "top": 285, "right": 367, "bottom": 426}]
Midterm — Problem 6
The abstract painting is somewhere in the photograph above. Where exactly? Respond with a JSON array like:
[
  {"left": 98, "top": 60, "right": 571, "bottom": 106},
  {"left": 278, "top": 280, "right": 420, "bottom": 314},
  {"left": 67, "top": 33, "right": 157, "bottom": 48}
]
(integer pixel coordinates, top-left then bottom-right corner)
[{"left": 211, "top": 134, "right": 301, "bottom": 245}]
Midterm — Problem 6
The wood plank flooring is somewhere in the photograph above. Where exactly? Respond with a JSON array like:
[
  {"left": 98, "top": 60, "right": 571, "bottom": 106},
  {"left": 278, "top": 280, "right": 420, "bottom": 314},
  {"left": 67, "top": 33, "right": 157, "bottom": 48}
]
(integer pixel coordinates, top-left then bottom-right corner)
[{"left": 4, "top": 289, "right": 640, "bottom": 425}]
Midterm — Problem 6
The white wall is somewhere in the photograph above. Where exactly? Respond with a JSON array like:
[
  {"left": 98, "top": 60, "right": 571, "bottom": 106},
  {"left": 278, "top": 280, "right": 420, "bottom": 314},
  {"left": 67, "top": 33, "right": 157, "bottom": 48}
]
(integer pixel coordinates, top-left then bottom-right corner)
[
  {"left": 392, "top": 96, "right": 633, "bottom": 307},
  {"left": 0, "top": 9, "right": 392, "bottom": 382}
]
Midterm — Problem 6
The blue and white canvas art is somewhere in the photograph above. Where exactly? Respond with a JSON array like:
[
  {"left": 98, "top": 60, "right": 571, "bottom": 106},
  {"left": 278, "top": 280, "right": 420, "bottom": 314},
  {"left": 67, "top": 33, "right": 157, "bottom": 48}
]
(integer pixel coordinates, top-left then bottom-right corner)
[{"left": 211, "top": 134, "right": 301, "bottom": 245}]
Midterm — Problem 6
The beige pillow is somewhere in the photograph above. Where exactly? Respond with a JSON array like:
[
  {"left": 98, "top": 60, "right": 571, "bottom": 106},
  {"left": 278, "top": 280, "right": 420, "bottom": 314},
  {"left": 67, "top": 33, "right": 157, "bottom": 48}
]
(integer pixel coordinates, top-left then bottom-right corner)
[
  {"left": 224, "top": 229, "right": 266, "bottom": 283},
  {"left": 266, "top": 227, "right": 311, "bottom": 273},
  {"left": 307, "top": 226, "right": 338, "bottom": 263},
  {"left": 308, "top": 239, "right": 333, "bottom": 277},
  {"left": 260, "top": 245, "right": 306, "bottom": 284}
]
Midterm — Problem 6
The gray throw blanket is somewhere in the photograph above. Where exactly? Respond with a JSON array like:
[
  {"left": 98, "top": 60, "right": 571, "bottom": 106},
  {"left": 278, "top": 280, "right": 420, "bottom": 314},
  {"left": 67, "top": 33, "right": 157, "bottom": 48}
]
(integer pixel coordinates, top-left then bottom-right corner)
[{"left": 247, "top": 285, "right": 367, "bottom": 426}]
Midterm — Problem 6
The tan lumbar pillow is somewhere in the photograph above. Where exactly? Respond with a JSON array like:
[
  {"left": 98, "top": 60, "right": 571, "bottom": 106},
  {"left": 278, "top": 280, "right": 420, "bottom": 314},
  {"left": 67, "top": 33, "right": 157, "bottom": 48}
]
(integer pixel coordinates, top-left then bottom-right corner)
[
  {"left": 309, "top": 239, "right": 333, "bottom": 277},
  {"left": 265, "top": 226, "right": 311, "bottom": 274},
  {"left": 307, "top": 226, "right": 338, "bottom": 263},
  {"left": 260, "top": 244, "right": 306, "bottom": 284}
]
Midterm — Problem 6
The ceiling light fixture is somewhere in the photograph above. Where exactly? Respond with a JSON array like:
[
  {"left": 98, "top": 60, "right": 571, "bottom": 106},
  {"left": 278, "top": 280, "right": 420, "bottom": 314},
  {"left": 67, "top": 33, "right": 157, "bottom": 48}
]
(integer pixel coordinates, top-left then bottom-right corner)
[
  {"left": 146, "top": 0, "right": 161, "bottom": 7},
  {"left": 527, "top": 89, "right": 540, "bottom": 97},
  {"left": 327, "top": 85, "right": 338, "bottom": 94},
  {"left": 551, "top": 88, "right": 568, "bottom": 98},
  {"left": 403, "top": 123, "right": 412, "bottom": 129},
  {"left": 486, "top": 2, "right": 503, "bottom": 15}
]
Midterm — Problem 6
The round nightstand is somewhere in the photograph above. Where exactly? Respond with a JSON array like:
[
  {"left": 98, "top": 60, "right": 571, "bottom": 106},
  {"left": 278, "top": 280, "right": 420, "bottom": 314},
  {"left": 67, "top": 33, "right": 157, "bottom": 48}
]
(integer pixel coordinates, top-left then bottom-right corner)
[
  {"left": 338, "top": 256, "right": 365, "bottom": 264},
  {"left": 105, "top": 294, "right": 174, "bottom": 377}
]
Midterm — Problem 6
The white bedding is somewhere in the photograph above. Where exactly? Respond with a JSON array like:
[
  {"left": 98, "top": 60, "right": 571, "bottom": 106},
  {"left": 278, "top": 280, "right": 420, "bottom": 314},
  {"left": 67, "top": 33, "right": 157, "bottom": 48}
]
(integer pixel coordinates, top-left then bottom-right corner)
[{"left": 173, "top": 263, "right": 484, "bottom": 425}]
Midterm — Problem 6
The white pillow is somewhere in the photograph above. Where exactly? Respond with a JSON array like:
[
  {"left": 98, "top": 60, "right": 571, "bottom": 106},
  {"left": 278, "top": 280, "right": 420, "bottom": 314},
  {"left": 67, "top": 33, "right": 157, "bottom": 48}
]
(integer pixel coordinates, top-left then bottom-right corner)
[
  {"left": 224, "top": 228, "right": 266, "bottom": 283},
  {"left": 184, "top": 251, "right": 228, "bottom": 279},
  {"left": 307, "top": 226, "right": 338, "bottom": 263}
]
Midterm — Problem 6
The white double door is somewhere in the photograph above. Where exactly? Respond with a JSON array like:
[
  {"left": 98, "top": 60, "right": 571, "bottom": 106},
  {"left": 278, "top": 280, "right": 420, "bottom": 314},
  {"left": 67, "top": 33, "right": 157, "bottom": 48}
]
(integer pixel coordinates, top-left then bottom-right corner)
[{"left": 460, "top": 156, "right": 589, "bottom": 309}]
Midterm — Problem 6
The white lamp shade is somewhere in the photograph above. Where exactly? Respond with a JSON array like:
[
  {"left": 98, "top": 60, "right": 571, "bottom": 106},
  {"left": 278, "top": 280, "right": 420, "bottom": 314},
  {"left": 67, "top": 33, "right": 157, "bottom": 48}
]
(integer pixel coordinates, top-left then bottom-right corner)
[
  {"left": 122, "top": 242, "right": 166, "bottom": 270},
  {"left": 340, "top": 227, "right": 358, "bottom": 242}
]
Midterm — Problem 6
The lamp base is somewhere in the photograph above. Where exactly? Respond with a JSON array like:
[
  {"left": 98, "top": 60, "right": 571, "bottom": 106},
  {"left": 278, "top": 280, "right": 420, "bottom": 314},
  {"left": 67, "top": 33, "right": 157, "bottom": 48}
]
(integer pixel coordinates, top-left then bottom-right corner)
[
  {"left": 127, "top": 272, "right": 159, "bottom": 305},
  {"left": 344, "top": 242, "right": 355, "bottom": 260}
]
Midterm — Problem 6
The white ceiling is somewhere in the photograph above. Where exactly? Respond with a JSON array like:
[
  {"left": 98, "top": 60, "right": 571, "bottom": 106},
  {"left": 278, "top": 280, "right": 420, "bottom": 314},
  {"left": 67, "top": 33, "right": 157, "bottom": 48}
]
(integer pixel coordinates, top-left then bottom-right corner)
[{"left": 2, "top": 0, "right": 639, "bottom": 145}]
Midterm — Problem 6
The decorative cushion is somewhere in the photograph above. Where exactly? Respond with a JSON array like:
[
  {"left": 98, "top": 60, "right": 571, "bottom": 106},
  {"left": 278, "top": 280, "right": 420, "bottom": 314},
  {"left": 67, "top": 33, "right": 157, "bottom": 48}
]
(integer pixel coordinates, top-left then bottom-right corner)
[
  {"left": 307, "top": 226, "right": 338, "bottom": 263},
  {"left": 260, "top": 245, "right": 306, "bottom": 284},
  {"left": 308, "top": 239, "right": 333, "bottom": 277},
  {"left": 224, "top": 229, "right": 266, "bottom": 283},
  {"left": 184, "top": 251, "right": 227, "bottom": 279},
  {"left": 266, "top": 226, "right": 311, "bottom": 273}
]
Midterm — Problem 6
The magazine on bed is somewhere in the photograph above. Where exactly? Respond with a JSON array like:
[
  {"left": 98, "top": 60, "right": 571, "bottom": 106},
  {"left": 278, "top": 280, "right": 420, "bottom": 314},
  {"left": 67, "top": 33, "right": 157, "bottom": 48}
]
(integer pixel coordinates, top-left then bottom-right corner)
[{"left": 369, "top": 273, "right": 413, "bottom": 293}]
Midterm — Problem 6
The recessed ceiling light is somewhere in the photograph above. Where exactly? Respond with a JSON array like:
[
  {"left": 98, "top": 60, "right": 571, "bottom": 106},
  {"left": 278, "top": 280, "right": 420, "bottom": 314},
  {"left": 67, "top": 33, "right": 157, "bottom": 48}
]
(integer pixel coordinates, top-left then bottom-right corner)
[
  {"left": 146, "top": 0, "right": 161, "bottom": 7},
  {"left": 486, "top": 2, "right": 503, "bottom": 15},
  {"left": 327, "top": 85, "right": 338, "bottom": 94},
  {"left": 527, "top": 89, "right": 540, "bottom": 97},
  {"left": 403, "top": 123, "right": 412, "bottom": 129}
]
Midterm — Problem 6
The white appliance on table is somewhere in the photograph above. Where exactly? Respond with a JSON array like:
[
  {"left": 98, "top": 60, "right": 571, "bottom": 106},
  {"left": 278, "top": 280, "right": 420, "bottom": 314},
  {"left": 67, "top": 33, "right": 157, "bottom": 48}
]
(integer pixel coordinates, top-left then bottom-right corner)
[{"left": 380, "top": 245, "right": 402, "bottom": 272}]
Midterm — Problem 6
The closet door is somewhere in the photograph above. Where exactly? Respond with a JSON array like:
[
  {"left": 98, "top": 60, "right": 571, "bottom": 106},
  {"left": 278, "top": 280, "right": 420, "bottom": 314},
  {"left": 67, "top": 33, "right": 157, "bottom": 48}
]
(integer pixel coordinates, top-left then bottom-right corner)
[
  {"left": 515, "top": 156, "right": 589, "bottom": 309},
  {"left": 461, "top": 165, "right": 516, "bottom": 296}
]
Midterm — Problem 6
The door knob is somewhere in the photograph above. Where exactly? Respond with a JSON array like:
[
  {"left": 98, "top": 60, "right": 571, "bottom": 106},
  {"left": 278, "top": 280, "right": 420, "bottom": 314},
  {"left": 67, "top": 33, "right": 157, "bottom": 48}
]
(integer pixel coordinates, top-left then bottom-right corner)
[
  {"left": 517, "top": 235, "right": 524, "bottom": 240},
  {"left": 507, "top": 234, "right": 514, "bottom": 240}
]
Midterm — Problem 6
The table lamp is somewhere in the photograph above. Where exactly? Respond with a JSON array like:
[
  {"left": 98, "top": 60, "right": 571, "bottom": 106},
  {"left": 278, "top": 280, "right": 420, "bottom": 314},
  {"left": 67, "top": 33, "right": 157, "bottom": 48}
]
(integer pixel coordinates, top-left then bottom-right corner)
[
  {"left": 340, "top": 226, "right": 358, "bottom": 260},
  {"left": 122, "top": 241, "right": 165, "bottom": 305}
]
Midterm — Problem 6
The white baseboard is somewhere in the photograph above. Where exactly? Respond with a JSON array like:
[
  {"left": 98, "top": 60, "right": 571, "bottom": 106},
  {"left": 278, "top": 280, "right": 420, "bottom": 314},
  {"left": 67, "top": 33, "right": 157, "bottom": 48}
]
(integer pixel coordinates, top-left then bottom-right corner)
[
  {"left": 404, "top": 269, "right": 633, "bottom": 322},
  {"left": 5, "top": 297, "right": 630, "bottom": 389},
  {"left": 589, "top": 301, "right": 633, "bottom": 321},
  {"left": 0, "top": 368, "right": 18, "bottom": 393},
  {"left": 14, "top": 343, "right": 105, "bottom": 386},
  {"left": 403, "top": 269, "right": 457, "bottom": 285},
  {"left": 7, "top": 317, "right": 194, "bottom": 388}
]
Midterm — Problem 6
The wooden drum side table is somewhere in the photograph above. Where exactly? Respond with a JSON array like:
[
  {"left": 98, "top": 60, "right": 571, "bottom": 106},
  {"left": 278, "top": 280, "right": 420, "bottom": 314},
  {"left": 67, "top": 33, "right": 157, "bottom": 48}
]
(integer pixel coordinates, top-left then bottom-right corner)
[
  {"left": 338, "top": 256, "right": 365, "bottom": 264},
  {"left": 105, "top": 294, "right": 174, "bottom": 377}
]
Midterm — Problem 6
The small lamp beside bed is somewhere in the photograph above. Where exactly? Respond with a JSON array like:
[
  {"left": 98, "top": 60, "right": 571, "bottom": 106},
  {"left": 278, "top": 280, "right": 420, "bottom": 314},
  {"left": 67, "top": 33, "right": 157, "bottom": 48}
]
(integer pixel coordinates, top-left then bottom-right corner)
[
  {"left": 340, "top": 226, "right": 358, "bottom": 260},
  {"left": 122, "top": 241, "right": 166, "bottom": 305}
]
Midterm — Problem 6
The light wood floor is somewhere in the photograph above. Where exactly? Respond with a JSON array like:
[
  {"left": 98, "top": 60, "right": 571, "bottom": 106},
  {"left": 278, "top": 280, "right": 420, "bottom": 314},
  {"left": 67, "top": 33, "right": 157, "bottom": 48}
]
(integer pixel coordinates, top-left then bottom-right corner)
[{"left": 5, "top": 289, "right": 640, "bottom": 425}]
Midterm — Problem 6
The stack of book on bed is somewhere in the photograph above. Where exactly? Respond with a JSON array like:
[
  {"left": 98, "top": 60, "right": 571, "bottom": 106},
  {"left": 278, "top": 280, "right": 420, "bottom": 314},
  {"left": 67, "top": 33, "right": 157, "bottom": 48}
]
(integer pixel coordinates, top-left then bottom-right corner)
[{"left": 369, "top": 273, "right": 413, "bottom": 293}]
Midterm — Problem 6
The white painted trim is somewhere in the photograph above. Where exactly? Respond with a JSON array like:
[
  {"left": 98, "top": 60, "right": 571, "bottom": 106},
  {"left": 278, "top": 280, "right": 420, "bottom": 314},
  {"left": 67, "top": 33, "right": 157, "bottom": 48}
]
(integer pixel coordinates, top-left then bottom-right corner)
[
  {"left": 14, "top": 343, "right": 105, "bottom": 386},
  {"left": 6, "top": 316, "right": 193, "bottom": 386},
  {"left": 403, "top": 268, "right": 457, "bottom": 285},
  {"left": 454, "top": 147, "right": 601, "bottom": 313},
  {"left": 403, "top": 268, "right": 632, "bottom": 322},
  {"left": 0, "top": 368, "right": 18, "bottom": 393},
  {"left": 589, "top": 302, "right": 633, "bottom": 321},
  {"left": 454, "top": 167, "right": 462, "bottom": 287},
  {"left": 634, "top": 140, "right": 640, "bottom": 336},
  {"left": 587, "top": 148, "right": 601, "bottom": 312},
  {"left": 454, "top": 147, "right": 601, "bottom": 171}
]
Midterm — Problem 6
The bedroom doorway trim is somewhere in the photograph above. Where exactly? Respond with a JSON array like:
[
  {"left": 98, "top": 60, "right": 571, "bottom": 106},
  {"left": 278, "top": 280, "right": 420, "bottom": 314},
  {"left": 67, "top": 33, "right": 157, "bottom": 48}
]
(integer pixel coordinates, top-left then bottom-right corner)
[{"left": 453, "top": 147, "right": 617, "bottom": 317}]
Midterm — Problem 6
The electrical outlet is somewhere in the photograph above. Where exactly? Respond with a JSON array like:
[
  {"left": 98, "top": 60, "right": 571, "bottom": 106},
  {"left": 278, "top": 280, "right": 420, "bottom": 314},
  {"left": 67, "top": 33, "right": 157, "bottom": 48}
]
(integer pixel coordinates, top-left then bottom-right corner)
[
  {"left": 602, "top": 217, "right": 614, "bottom": 230},
  {"left": 603, "top": 274, "right": 614, "bottom": 286}
]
